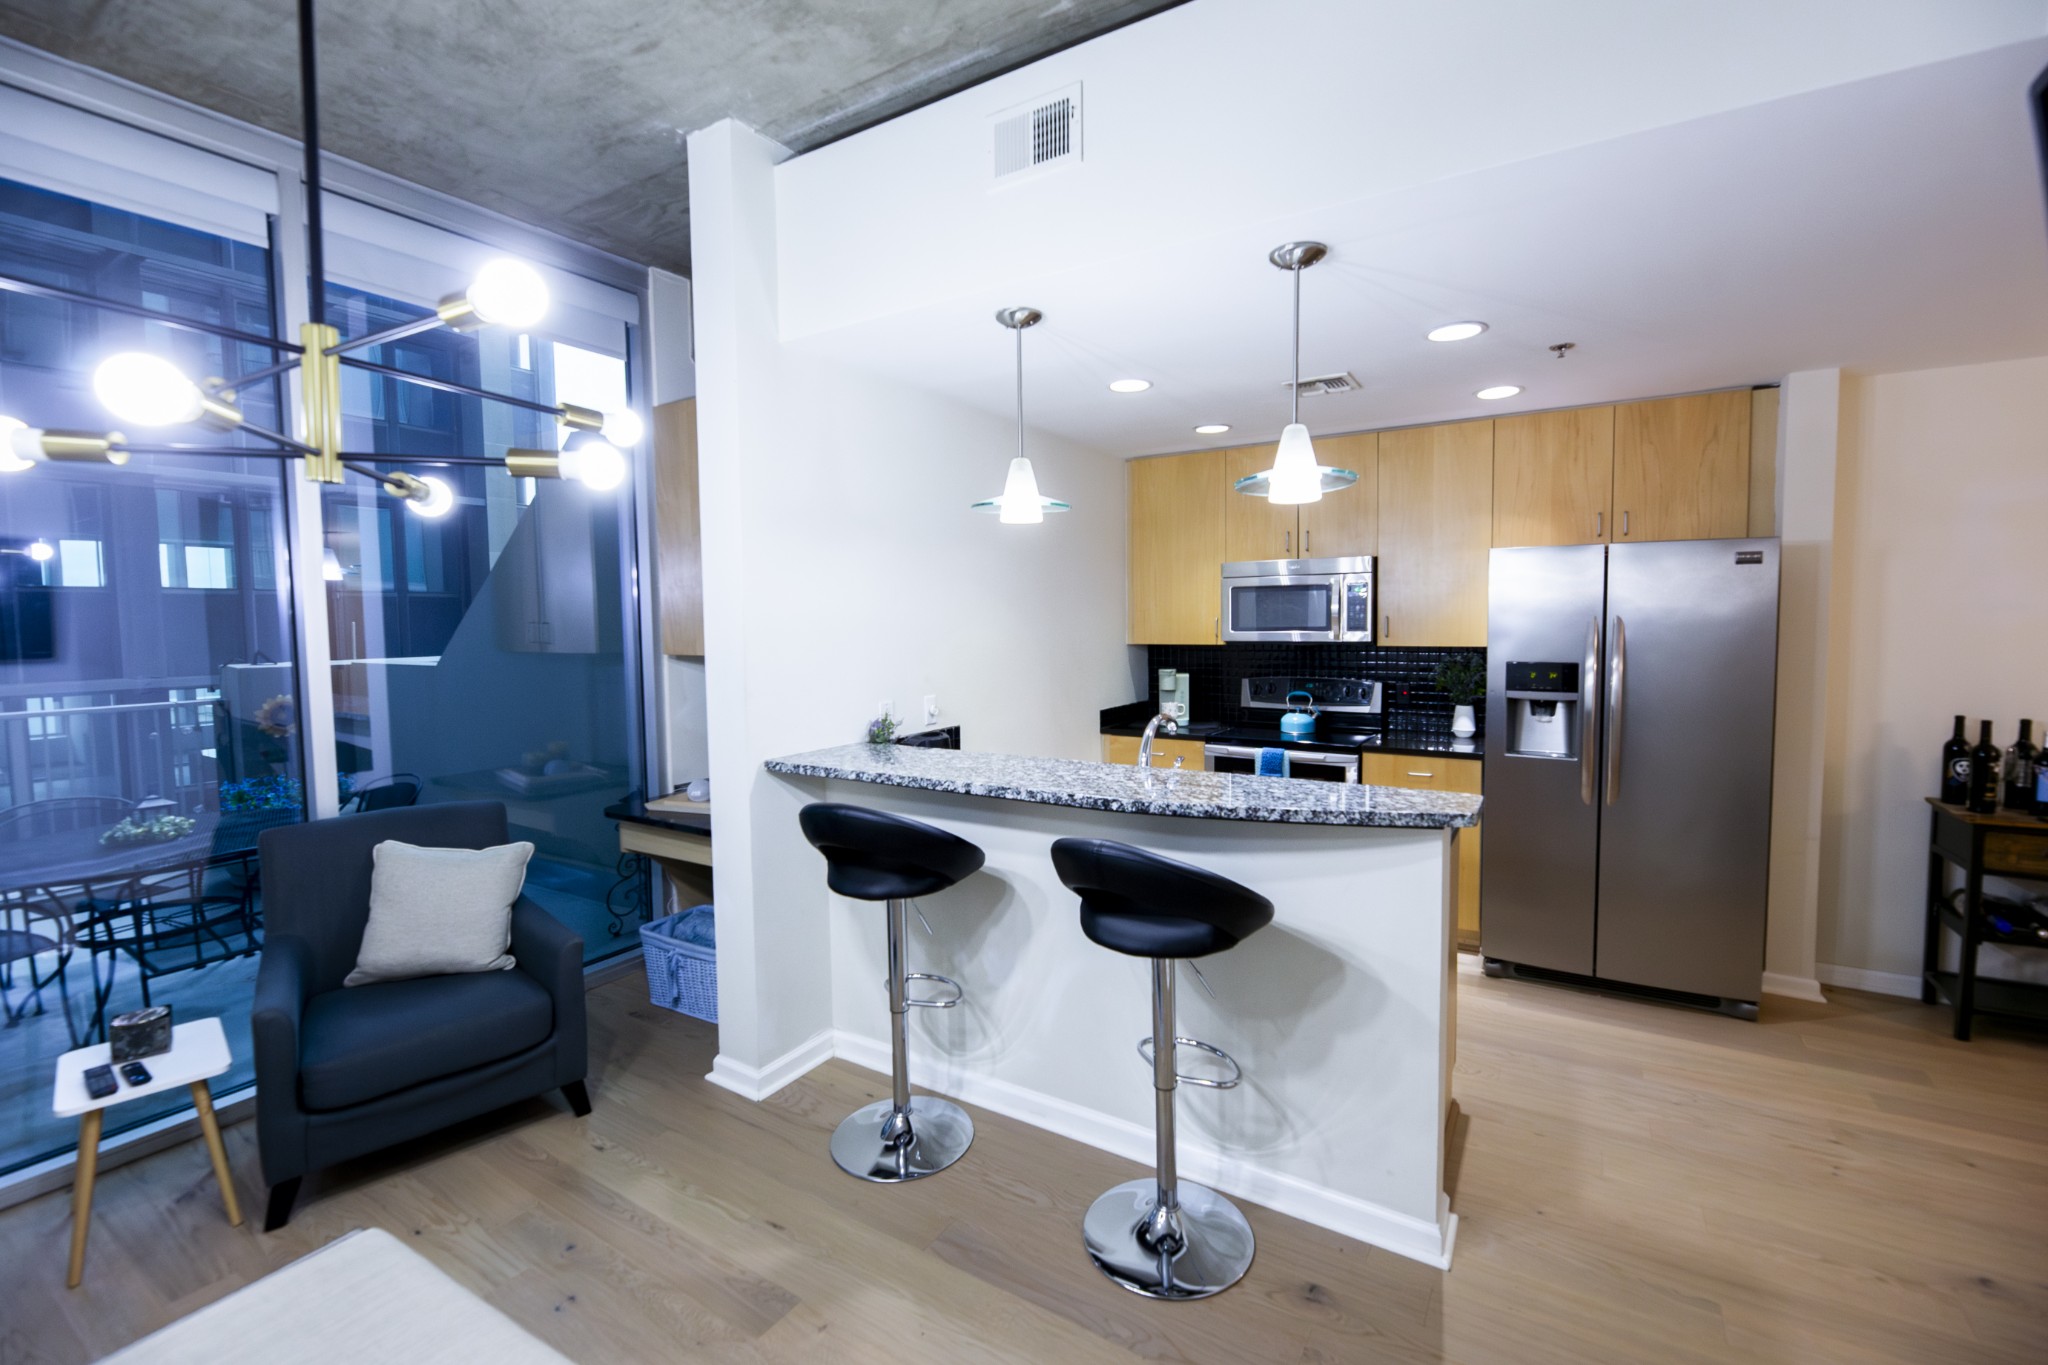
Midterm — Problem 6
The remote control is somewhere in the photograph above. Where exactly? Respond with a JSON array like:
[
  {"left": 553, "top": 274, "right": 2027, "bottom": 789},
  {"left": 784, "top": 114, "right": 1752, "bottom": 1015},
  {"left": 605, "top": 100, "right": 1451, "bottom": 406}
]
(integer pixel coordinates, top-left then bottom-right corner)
[{"left": 84, "top": 1064, "right": 117, "bottom": 1099}]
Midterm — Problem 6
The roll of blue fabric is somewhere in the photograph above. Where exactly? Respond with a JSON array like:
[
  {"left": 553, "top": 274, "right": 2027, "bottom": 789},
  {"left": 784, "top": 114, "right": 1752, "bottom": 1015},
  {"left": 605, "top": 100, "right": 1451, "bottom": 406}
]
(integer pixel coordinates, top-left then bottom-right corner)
[{"left": 1256, "top": 748, "right": 1289, "bottom": 778}]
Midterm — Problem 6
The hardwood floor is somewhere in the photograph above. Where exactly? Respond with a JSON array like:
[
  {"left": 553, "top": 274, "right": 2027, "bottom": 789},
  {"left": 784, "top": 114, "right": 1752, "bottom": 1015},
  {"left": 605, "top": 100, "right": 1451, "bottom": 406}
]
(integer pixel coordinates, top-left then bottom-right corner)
[{"left": 6, "top": 958, "right": 2046, "bottom": 1363}]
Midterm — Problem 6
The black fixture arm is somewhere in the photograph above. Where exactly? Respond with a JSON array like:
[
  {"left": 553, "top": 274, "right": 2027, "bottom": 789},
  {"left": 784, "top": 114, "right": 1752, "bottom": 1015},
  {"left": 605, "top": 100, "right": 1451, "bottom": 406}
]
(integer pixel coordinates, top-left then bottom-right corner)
[
  {"left": 0, "top": 272, "right": 304, "bottom": 354},
  {"left": 336, "top": 356, "right": 575, "bottom": 418}
]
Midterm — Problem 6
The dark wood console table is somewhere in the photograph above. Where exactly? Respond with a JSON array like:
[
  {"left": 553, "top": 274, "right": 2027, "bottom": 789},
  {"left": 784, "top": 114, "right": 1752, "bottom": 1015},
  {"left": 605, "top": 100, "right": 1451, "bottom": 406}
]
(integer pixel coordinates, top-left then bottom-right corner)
[{"left": 1922, "top": 798, "right": 2048, "bottom": 1040}]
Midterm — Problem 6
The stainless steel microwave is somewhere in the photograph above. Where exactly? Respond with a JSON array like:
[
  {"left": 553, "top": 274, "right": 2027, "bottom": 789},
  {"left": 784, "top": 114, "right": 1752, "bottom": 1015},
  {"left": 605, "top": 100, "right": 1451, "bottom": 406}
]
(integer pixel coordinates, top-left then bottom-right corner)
[{"left": 1220, "top": 557, "right": 1375, "bottom": 643}]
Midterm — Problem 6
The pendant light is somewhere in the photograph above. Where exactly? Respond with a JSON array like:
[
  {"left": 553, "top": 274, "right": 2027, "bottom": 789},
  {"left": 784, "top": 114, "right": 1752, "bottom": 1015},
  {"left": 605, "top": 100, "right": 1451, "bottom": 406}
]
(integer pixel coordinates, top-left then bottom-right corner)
[
  {"left": 1235, "top": 241, "right": 1357, "bottom": 506},
  {"left": 971, "top": 307, "right": 1070, "bottom": 524}
]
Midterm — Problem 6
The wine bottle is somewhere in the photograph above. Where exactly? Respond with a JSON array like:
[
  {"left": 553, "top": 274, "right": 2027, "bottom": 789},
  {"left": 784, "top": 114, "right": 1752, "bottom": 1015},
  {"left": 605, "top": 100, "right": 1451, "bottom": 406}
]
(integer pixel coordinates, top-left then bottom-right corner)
[
  {"left": 1940, "top": 714, "right": 1971, "bottom": 805},
  {"left": 1968, "top": 720, "right": 2002, "bottom": 814},
  {"left": 2003, "top": 718, "right": 2037, "bottom": 810}
]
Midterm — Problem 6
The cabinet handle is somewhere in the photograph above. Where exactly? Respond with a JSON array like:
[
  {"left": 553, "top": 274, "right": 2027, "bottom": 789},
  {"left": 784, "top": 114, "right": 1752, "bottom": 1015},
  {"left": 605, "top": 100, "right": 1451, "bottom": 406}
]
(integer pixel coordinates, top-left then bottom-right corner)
[
  {"left": 1595, "top": 510, "right": 1603, "bottom": 538},
  {"left": 1214, "top": 615, "right": 1220, "bottom": 642},
  {"left": 1384, "top": 614, "right": 1391, "bottom": 639},
  {"left": 1621, "top": 509, "right": 1630, "bottom": 537},
  {"left": 1302, "top": 529, "right": 1310, "bottom": 555},
  {"left": 1407, "top": 771, "right": 1435, "bottom": 778},
  {"left": 1284, "top": 530, "right": 1291, "bottom": 555}
]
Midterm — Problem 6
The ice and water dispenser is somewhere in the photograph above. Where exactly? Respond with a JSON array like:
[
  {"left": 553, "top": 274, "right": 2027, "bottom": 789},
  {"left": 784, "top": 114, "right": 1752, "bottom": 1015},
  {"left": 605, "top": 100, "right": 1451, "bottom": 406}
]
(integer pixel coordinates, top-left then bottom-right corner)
[{"left": 1503, "top": 661, "right": 1580, "bottom": 759}]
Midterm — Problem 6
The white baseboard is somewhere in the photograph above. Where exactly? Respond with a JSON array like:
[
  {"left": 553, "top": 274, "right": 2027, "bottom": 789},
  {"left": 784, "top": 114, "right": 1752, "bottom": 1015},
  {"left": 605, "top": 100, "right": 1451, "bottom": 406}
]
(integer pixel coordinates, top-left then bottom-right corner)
[
  {"left": 1761, "top": 971, "right": 1827, "bottom": 1003},
  {"left": 706, "top": 1028, "right": 835, "bottom": 1101},
  {"left": 831, "top": 1031, "right": 1456, "bottom": 1270},
  {"left": 1817, "top": 963, "right": 1922, "bottom": 999}
]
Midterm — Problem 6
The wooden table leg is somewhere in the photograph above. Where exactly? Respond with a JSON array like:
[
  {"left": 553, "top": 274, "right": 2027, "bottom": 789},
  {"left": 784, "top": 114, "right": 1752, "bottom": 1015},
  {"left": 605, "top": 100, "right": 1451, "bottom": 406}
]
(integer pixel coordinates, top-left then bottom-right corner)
[
  {"left": 66, "top": 1109, "right": 103, "bottom": 1289},
  {"left": 190, "top": 1081, "right": 243, "bottom": 1227}
]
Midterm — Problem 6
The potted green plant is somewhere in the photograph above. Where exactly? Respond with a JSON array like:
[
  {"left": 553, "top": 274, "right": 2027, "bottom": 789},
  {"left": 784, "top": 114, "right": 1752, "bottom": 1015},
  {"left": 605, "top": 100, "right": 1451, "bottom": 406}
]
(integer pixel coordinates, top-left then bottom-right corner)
[{"left": 1433, "top": 652, "right": 1486, "bottom": 738}]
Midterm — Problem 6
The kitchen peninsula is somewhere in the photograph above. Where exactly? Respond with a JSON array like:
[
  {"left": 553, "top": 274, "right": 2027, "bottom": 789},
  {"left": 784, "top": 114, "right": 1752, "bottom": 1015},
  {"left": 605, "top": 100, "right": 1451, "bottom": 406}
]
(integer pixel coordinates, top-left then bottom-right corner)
[{"left": 762, "top": 742, "right": 1479, "bottom": 1267}]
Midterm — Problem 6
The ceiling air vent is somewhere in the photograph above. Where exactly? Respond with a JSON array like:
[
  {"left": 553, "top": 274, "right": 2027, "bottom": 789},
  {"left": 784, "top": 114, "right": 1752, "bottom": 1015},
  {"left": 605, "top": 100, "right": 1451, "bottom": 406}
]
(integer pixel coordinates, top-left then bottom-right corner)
[
  {"left": 1288, "top": 372, "right": 1361, "bottom": 398},
  {"left": 992, "top": 84, "right": 1081, "bottom": 183}
]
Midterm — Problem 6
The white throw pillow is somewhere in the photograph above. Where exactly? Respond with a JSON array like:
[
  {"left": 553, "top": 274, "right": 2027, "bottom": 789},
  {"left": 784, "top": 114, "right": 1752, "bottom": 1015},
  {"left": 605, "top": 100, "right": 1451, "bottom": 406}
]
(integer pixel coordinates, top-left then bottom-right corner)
[{"left": 344, "top": 839, "right": 535, "bottom": 987}]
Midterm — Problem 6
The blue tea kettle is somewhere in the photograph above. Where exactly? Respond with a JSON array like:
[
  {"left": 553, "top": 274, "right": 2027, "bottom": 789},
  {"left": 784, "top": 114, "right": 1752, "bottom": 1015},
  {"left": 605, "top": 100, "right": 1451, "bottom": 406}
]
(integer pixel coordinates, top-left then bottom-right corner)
[{"left": 1279, "top": 689, "right": 1318, "bottom": 739}]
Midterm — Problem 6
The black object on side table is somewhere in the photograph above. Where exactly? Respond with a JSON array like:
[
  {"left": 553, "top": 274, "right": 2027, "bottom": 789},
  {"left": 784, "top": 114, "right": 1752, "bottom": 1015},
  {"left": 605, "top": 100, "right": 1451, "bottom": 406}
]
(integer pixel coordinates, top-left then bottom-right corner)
[{"left": 1922, "top": 797, "right": 2048, "bottom": 1040}]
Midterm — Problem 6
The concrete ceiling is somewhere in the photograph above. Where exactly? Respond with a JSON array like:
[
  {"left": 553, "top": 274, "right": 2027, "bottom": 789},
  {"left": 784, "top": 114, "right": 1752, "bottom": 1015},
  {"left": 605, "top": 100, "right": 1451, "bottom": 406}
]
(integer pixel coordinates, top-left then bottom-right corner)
[
  {"left": 791, "top": 35, "right": 2048, "bottom": 456},
  {"left": 0, "top": 0, "right": 1184, "bottom": 272}
]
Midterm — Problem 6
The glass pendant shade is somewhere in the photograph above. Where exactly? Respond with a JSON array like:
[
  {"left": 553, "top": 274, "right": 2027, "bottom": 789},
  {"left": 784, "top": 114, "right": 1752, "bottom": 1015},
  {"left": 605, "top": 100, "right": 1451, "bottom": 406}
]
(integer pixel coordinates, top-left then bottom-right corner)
[
  {"left": 1266, "top": 423, "right": 1323, "bottom": 505},
  {"left": 973, "top": 306, "right": 1069, "bottom": 522}
]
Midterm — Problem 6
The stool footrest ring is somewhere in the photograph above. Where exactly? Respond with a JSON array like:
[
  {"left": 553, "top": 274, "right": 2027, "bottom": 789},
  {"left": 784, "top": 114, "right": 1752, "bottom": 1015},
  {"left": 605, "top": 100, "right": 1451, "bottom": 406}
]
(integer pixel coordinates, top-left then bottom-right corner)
[
  {"left": 905, "top": 971, "right": 963, "bottom": 1009},
  {"left": 1136, "top": 1035, "right": 1242, "bottom": 1089}
]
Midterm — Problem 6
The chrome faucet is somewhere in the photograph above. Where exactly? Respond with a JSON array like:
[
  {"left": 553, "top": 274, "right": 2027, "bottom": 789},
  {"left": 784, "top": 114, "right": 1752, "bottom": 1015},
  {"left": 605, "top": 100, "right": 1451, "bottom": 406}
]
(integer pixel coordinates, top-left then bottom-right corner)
[{"left": 1137, "top": 710, "right": 1180, "bottom": 770}]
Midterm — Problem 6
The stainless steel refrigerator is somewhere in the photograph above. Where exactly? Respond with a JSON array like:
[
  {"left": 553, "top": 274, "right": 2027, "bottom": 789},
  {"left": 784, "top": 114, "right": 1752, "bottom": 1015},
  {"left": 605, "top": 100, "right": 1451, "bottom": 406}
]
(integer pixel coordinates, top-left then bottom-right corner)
[{"left": 1480, "top": 539, "right": 1780, "bottom": 1017}]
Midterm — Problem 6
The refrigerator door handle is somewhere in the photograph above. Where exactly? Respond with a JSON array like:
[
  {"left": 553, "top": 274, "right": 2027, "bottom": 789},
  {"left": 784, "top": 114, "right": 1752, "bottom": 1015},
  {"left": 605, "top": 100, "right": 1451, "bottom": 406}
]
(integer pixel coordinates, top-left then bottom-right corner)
[
  {"left": 1581, "top": 616, "right": 1601, "bottom": 805},
  {"left": 1605, "top": 615, "right": 1626, "bottom": 805}
]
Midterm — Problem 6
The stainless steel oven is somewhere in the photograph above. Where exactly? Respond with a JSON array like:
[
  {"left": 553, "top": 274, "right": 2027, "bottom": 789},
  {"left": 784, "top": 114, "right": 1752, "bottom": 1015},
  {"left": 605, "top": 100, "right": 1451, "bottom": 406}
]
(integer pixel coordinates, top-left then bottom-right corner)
[
  {"left": 1220, "top": 556, "right": 1374, "bottom": 643},
  {"left": 1203, "top": 744, "right": 1360, "bottom": 783}
]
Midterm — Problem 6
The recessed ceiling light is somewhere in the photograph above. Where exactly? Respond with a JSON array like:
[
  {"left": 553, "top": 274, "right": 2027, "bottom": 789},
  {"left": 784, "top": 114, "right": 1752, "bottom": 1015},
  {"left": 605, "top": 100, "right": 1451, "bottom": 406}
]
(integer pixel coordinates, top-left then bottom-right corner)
[
  {"left": 1428, "top": 321, "right": 1487, "bottom": 343},
  {"left": 1108, "top": 378, "right": 1151, "bottom": 393},
  {"left": 1476, "top": 385, "right": 1521, "bottom": 401},
  {"left": 1194, "top": 423, "right": 1231, "bottom": 435}
]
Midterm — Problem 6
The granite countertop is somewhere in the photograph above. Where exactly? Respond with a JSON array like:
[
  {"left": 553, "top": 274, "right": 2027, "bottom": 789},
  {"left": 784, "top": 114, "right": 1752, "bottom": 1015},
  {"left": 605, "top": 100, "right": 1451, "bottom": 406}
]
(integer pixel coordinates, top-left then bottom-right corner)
[
  {"left": 604, "top": 791, "right": 712, "bottom": 838},
  {"left": 763, "top": 744, "right": 1480, "bottom": 829}
]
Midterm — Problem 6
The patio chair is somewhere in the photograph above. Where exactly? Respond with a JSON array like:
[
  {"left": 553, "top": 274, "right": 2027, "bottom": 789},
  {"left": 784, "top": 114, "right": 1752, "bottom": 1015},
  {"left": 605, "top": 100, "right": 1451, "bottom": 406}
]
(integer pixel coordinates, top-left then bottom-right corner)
[{"left": 0, "top": 796, "right": 135, "bottom": 841}]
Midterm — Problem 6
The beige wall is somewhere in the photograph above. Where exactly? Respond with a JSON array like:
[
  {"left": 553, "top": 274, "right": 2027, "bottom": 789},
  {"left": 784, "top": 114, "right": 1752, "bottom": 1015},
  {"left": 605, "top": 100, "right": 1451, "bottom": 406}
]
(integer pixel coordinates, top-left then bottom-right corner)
[{"left": 1818, "top": 355, "right": 2048, "bottom": 991}]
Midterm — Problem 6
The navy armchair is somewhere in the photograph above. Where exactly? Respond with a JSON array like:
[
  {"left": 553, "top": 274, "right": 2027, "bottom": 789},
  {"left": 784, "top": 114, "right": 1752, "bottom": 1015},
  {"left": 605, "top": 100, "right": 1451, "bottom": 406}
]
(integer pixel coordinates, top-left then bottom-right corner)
[{"left": 253, "top": 801, "right": 588, "bottom": 1230}]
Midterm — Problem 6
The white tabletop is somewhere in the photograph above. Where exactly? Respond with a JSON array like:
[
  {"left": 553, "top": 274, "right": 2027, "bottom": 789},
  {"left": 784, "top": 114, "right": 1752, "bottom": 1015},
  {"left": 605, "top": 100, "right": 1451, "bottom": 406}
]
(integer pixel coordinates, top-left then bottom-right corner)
[{"left": 53, "top": 1017, "right": 232, "bottom": 1118}]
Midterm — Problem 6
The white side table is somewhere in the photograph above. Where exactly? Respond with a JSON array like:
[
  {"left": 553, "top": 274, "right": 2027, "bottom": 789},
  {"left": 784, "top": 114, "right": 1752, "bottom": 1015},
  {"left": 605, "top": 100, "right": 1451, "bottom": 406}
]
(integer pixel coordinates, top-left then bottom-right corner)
[{"left": 52, "top": 1016, "right": 243, "bottom": 1287}]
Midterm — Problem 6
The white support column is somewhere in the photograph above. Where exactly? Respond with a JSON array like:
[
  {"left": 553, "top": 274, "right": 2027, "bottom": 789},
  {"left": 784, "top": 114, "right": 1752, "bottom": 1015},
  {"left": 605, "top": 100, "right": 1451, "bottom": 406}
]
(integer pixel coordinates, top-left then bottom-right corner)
[
  {"left": 689, "top": 120, "right": 837, "bottom": 1094},
  {"left": 272, "top": 166, "right": 340, "bottom": 820},
  {"left": 1762, "top": 368, "right": 1840, "bottom": 1002}
]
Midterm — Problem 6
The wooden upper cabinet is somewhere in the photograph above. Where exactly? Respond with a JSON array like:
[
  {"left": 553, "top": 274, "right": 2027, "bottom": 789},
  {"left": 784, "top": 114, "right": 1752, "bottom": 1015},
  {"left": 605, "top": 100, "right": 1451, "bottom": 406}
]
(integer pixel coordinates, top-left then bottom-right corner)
[
  {"left": 1492, "top": 407, "right": 1614, "bottom": 547},
  {"left": 1378, "top": 420, "right": 1494, "bottom": 647},
  {"left": 1298, "top": 431, "right": 1378, "bottom": 559},
  {"left": 1612, "top": 390, "right": 1752, "bottom": 542},
  {"left": 653, "top": 398, "right": 704, "bottom": 656},
  {"left": 1222, "top": 444, "right": 1296, "bottom": 562},
  {"left": 1128, "top": 449, "right": 1226, "bottom": 644}
]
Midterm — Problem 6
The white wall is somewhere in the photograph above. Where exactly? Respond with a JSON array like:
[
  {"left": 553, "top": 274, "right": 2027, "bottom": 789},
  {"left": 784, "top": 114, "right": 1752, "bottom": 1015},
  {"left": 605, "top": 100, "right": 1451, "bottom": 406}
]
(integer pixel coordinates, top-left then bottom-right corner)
[
  {"left": 1817, "top": 354, "right": 2048, "bottom": 994},
  {"left": 689, "top": 119, "right": 1133, "bottom": 1083}
]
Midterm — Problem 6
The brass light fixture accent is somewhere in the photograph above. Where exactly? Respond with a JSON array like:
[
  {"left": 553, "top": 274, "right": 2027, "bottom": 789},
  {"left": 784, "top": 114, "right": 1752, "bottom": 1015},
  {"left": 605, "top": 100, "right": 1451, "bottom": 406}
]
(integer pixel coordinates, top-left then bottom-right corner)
[{"left": 0, "top": 0, "right": 640, "bottom": 511}]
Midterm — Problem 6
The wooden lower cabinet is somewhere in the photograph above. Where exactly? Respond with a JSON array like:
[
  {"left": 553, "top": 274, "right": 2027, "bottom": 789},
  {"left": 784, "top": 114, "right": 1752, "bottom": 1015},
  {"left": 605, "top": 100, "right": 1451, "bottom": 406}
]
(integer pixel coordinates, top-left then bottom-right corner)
[
  {"left": 1101, "top": 734, "right": 1207, "bottom": 771},
  {"left": 1364, "top": 752, "right": 1482, "bottom": 946}
]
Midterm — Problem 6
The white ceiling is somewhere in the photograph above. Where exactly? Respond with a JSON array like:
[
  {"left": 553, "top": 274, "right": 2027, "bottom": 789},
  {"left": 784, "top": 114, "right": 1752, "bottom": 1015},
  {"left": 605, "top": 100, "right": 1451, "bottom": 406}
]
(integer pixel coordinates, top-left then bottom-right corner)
[{"left": 791, "top": 35, "right": 2048, "bottom": 458}]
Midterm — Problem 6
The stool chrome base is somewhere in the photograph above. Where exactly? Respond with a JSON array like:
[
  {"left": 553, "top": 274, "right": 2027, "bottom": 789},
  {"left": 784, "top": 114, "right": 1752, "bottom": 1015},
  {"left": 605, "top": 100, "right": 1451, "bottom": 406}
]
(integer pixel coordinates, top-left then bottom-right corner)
[
  {"left": 830, "top": 1095, "right": 975, "bottom": 1183},
  {"left": 1083, "top": 1178, "right": 1255, "bottom": 1300}
]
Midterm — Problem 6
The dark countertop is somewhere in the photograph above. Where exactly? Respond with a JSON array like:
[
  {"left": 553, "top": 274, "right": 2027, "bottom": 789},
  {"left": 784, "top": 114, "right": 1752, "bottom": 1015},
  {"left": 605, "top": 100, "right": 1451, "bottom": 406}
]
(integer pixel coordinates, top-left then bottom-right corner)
[
  {"left": 604, "top": 791, "right": 712, "bottom": 839},
  {"left": 1099, "top": 702, "right": 1481, "bottom": 761},
  {"left": 764, "top": 743, "right": 1480, "bottom": 829}
]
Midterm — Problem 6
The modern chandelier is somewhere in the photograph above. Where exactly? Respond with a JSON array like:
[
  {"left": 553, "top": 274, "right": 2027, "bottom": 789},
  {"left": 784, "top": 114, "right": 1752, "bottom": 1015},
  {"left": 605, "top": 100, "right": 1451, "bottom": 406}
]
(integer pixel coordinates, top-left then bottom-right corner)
[
  {"left": 0, "top": 0, "right": 637, "bottom": 516},
  {"left": 1234, "top": 241, "right": 1356, "bottom": 505},
  {"left": 970, "top": 306, "right": 1069, "bottom": 524}
]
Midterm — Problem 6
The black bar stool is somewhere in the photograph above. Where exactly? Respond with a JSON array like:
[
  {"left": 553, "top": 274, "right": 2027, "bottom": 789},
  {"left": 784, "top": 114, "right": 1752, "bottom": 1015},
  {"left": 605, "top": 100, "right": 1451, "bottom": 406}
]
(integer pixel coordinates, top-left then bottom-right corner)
[
  {"left": 1051, "top": 837, "right": 1274, "bottom": 1301},
  {"left": 800, "top": 802, "right": 985, "bottom": 1182}
]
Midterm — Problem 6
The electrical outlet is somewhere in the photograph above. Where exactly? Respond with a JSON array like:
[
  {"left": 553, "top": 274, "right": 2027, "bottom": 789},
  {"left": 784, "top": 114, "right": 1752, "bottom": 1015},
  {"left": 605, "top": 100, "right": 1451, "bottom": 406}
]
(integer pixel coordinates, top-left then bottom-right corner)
[{"left": 922, "top": 695, "right": 940, "bottom": 725}]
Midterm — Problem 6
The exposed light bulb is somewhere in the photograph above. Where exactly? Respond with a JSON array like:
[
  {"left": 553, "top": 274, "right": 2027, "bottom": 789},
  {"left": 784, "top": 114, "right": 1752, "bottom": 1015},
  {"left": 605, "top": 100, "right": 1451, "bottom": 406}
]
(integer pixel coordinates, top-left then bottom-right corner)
[
  {"left": 1428, "top": 322, "right": 1488, "bottom": 342},
  {"left": 1266, "top": 423, "right": 1323, "bottom": 505},
  {"left": 600, "top": 407, "right": 644, "bottom": 447},
  {"left": 0, "top": 415, "right": 35, "bottom": 473},
  {"left": 405, "top": 474, "right": 456, "bottom": 518},
  {"left": 94, "top": 352, "right": 205, "bottom": 427},
  {"left": 465, "top": 259, "right": 549, "bottom": 329},
  {"left": 560, "top": 440, "right": 627, "bottom": 491},
  {"left": 998, "top": 457, "right": 1045, "bottom": 525},
  {"left": 26, "top": 539, "right": 53, "bottom": 562}
]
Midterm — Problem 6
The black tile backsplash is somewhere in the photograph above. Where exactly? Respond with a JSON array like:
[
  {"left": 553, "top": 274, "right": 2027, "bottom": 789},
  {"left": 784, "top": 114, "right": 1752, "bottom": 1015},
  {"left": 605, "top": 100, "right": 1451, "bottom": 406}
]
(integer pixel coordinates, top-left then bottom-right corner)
[{"left": 1143, "top": 643, "right": 1484, "bottom": 736}]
